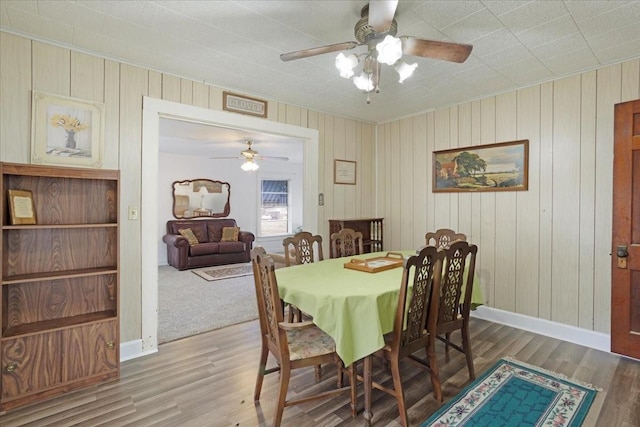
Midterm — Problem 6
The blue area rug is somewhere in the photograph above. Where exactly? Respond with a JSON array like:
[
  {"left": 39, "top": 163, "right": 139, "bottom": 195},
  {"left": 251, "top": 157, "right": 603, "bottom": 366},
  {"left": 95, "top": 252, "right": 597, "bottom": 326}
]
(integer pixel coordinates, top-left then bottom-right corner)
[{"left": 421, "top": 358, "right": 600, "bottom": 427}]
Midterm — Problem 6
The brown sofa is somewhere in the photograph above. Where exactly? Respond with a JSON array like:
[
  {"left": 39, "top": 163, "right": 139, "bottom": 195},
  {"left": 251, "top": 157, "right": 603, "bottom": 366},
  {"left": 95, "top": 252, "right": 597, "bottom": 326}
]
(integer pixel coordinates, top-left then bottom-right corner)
[{"left": 163, "top": 219, "right": 255, "bottom": 270}]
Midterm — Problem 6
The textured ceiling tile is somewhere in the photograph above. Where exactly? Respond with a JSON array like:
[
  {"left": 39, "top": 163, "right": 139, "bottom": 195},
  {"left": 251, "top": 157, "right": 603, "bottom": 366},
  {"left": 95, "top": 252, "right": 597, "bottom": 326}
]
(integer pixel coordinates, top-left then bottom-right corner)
[
  {"left": 496, "top": 56, "right": 553, "bottom": 84},
  {"left": 586, "top": 22, "right": 640, "bottom": 50},
  {"left": 3, "top": 0, "right": 37, "bottom": 14},
  {"left": 470, "top": 27, "right": 521, "bottom": 57},
  {"left": 0, "top": 4, "right": 9, "bottom": 26},
  {"left": 575, "top": 2, "right": 640, "bottom": 38},
  {"left": 564, "top": 0, "right": 632, "bottom": 21},
  {"left": 37, "top": 0, "right": 105, "bottom": 32},
  {"left": 498, "top": 1, "right": 569, "bottom": 33},
  {"left": 77, "top": 0, "right": 146, "bottom": 20},
  {"left": 441, "top": 8, "right": 504, "bottom": 42},
  {"left": 542, "top": 48, "right": 600, "bottom": 75},
  {"left": 4, "top": 4, "right": 73, "bottom": 43},
  {"left": 594, "top": 40, "right": 640, "bottom": 63},
  {"left": 412, "top": 0, "right": 486, "bottom": 31},
  {"left": 478, "top": 43, "right": 534, "bottom": 68},
  {"left": 483, "top": 1, "right": 532, "bottom": 17},
  {"left": 516, "top": 15, "right": 580, "bottom": 49},
  {"left": 530, "top": 32, "right": 590, "bottom": 60}
]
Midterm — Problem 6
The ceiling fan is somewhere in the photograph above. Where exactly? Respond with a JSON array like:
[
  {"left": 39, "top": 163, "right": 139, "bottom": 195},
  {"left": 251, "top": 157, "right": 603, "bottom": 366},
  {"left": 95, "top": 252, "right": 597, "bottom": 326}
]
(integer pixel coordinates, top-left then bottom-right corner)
[
  {"left": 210, "top": 140, "right": 289, "bottom": 170},
  {"left": 280, "top": 0, "right": 472, "bottom": 101}
]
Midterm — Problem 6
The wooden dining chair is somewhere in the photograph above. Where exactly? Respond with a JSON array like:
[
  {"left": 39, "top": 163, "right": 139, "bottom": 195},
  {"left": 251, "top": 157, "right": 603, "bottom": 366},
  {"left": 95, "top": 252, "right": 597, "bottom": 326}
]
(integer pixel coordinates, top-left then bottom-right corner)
[
  {"left": 366, "top": 245, "right": 446, "bottom": 426},
  {"left": 283, "top": 231, "right": 324, "bottom": 266},
  {"left": 435, "top": 240, "right": 478, "bottom": 381},
  {"left": 250, "top": 247, "right": 355, "bottom": 427},
  {"left": 425, "top": 228, "right": 467, "bottom": 249},
  {"left": 330, "top": 228, "right": 364, "bottom": 258}
]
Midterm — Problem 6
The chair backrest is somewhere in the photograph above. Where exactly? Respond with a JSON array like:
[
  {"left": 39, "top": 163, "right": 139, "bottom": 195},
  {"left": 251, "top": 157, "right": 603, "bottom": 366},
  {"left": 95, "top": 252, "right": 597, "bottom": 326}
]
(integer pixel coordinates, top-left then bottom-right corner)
[
  {"left": 425, "top": 228, "right": 467, "bottom": 249},
  {"left": 437, "top": 240, "right": 478, "bottom": 329},
  {"left": 330, "top": 228, "right": 364, "bottom": 258},
  {"left": 251, "top": 246, "right": 287, "bottom": 360},
  {"left": 389, "top": 246, "right": 445, "bottom": 355},
  {"left": 283, "top": 231, "right": 324, "bottom": 266}
]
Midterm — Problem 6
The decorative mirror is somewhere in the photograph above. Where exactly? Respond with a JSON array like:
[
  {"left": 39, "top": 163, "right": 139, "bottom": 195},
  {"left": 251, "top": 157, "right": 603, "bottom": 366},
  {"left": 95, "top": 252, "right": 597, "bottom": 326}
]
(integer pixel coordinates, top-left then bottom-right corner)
[{"left": 172, "top": 179, "right": 231, "bottom": 218}]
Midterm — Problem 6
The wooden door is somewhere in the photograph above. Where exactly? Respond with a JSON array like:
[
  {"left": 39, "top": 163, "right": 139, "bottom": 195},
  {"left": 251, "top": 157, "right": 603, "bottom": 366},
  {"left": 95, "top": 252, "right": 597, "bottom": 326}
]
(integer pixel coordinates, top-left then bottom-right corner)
[
  {"left": 611, "top": 99, "right": 640, "bottom": 359},
  {"left": 63, "top": 321, "right": 119, "bottom": 382}
]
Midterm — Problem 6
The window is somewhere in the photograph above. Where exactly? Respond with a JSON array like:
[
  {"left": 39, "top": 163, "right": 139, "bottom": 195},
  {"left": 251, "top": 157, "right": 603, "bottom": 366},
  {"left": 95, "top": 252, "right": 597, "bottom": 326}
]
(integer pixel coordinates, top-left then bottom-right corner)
[{"left": 260, "top": 179, "right": 290, "bottom": 236}]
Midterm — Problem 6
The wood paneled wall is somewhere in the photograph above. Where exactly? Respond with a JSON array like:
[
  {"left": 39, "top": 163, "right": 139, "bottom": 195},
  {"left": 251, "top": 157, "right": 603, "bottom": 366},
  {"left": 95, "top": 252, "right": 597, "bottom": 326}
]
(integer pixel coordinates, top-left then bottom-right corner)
[
  {"left": 0, "top": 33, "right": 376, "bottom": 342},
  {"left": 376, "top": 59, "right": 640, "bottom": 334}
]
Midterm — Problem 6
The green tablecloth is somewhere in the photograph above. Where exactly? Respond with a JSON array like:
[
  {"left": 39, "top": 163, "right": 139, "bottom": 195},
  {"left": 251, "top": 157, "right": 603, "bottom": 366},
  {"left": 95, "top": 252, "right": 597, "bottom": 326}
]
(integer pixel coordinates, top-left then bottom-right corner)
[{"left": 276, "top": 251, "right": 482, "bottom": 366}]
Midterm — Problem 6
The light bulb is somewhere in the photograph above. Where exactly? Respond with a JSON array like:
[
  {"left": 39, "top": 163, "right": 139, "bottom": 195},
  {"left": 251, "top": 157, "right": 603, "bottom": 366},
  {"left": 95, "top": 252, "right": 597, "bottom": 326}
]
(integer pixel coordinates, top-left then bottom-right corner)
[
  {"left": 335, "top": 53, "right": 358, "bottom": 79},
  {"left": 353, "top": 72, "right": 373, "bottom": 91},
  {"left": 241, "top": 160, "right": 259, "bottom": 171},
  {"left": 395, "top": 61, "right": 418, "bottom": 83},
  {"left": 376, "top": 35, "right": 403, "bottom": 65}
]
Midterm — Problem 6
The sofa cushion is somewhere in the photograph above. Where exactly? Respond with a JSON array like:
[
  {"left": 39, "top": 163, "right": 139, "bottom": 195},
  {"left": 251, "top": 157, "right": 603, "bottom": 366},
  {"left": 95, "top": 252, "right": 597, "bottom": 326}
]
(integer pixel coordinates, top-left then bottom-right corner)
[
  {"left": 173, "top": 221, "right": 208, "bottom": 243},
  {"left": 218, "top": 241, "right": 246, "bottom": 254},
  {"left": 178, "top": 228, "right": 199, "bottom": 245},
  {"left": 207, "top": 223, "right": 223, "bottom": 242},
  {"left": 189, "top": 242, "right": 220, "bottom": 256},
  {"left": 221, "top": 226, "right": 239, "bottom": 242}
]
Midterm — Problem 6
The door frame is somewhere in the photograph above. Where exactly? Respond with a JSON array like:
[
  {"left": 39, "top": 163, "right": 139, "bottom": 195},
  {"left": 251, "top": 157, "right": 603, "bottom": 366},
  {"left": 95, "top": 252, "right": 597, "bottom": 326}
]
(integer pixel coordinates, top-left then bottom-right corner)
[{"left": 140, "top": 97, "right": 319, "bottom": 355}]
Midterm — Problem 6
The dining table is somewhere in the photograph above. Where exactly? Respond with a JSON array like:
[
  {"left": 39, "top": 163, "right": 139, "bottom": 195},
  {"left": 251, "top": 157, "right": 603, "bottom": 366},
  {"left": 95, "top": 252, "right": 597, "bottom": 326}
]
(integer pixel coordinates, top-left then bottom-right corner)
[{"left": 275, "top": 250, "right": 483, "bottom": 425}]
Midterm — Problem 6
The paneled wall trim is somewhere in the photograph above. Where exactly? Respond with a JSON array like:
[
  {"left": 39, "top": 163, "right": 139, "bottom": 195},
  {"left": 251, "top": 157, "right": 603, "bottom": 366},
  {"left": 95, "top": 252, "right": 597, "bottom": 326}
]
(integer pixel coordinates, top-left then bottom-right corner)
[{"left": 376, "top": 59, "right": 640, "bottom": 336}]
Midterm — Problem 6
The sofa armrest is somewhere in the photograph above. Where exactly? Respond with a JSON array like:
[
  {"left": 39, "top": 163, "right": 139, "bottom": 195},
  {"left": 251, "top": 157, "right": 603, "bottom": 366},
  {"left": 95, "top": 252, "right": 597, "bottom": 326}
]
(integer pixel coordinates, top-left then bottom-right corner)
[
  {"left": 238, "top": 230, "right": 255, "bottom": 244},
  {"left": 162, "top": 233, "right": 190, "bottom": 270}
]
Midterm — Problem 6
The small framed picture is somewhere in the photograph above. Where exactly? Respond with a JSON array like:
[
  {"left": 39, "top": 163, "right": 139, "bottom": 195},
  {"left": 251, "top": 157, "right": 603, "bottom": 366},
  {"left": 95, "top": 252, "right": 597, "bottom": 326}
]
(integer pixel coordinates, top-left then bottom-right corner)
[
  {"left": 7, "top": 189, "right": 37, "bottom": 225},
  {"left": 31, "top": 91, "right": 105, "bottom": 168},
  {"left": 334, "top": 159, "right": 357, "bottom": 185}
]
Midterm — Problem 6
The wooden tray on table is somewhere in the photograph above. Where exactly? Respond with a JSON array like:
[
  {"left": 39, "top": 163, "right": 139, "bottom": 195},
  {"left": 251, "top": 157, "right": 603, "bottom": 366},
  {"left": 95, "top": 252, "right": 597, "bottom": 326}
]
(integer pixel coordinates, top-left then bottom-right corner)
[{"left": 344, "top": 252, "right": 404, "bottom": 273}]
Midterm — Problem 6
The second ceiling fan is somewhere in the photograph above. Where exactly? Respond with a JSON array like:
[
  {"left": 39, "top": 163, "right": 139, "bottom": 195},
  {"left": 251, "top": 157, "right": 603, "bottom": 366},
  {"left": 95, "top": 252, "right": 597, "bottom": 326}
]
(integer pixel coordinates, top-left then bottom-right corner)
[
  {"left": 210, "top": 140, "right": 289, "bottom": 171},
  {"left": 280, "top": 0, "right": 472, "bottom": 101}
]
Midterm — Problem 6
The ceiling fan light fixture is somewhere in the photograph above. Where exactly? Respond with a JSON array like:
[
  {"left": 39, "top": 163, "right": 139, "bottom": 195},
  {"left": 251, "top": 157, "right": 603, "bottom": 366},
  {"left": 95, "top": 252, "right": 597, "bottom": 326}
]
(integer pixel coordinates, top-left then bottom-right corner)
[
  {"left": 335, "top": 52, "right": 358, "bottom": 78},
  {"left": 395, "top": 60, "right": 418, "bottom": 83},
  {"left": 241, "top": 159, "right": 259, "bottom": 171},
  {"left": 353, "top": 72, "right": 374, "bottom": 91},
  {"left": 376, "top": 35, "right": 402, "bottom": 65}
]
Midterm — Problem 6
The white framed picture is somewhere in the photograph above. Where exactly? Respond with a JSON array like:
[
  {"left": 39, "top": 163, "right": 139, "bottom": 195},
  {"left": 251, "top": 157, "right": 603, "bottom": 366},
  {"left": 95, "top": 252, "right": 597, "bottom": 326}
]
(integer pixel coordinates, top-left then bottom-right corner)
[{"left": 31, "top": 91, "right": 104, "bottom": 168}]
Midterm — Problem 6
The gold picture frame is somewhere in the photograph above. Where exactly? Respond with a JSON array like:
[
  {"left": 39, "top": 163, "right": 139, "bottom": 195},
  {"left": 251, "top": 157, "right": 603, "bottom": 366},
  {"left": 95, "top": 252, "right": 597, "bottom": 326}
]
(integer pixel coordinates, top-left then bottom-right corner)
[
  {"left": 334, "top": 159, "right": 357, "bottom": 185},
  {"left": 7, "top": 189, "right": 37, "bottom": 225},
  {"left": 433, "top": 139, "right": 529, "bottom": 192},
  {"left": 31, "top": 91, "right": 105, "bottom": 168}
]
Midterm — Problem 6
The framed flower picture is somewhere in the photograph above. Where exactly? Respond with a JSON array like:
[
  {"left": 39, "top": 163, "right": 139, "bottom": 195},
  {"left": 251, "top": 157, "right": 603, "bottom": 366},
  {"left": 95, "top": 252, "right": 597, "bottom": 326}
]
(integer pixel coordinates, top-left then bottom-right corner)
[{"left": 31, "top": 91, "right": 105, "bottom": 168}]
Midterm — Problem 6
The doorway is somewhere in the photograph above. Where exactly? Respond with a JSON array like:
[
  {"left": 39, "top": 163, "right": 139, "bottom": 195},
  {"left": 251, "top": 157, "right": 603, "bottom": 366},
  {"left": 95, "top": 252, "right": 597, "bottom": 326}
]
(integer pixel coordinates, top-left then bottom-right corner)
[{"left": 141, "top": 97, "right": 319, "bottom": 354}]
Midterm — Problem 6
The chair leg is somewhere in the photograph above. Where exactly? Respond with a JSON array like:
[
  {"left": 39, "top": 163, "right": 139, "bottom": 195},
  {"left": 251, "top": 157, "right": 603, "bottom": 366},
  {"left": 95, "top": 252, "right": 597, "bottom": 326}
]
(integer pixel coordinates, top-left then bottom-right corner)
[
  {"left": 273, "top": 366, "right": 291, "bottom": 427},
  {"left": 254, "top": 341, "right": 269, "bottom": 401},
  {"left": 349, "top": 363, "right": 358, "bottom": 417},
  {"left": 427, "top": 336, "right": 443, "bottom": 403},
  {"left": 390, "top": 358, "right": 408, "bottom": 427},
  {"left": 444, "top": 332, "right": 451, "bottom": 359},
  {"left": 461, "top": 322, "right": 475, "bottom": 380},
  {"left": 315, "top": 364, "right": 322, "bottom": 382}
]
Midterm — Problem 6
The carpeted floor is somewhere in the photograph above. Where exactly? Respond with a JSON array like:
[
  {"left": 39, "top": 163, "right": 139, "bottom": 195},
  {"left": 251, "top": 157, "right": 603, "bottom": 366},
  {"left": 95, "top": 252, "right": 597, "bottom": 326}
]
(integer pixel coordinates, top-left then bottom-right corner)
[{"left": 158, "top": 264, "right": 258, "bottom": 344}]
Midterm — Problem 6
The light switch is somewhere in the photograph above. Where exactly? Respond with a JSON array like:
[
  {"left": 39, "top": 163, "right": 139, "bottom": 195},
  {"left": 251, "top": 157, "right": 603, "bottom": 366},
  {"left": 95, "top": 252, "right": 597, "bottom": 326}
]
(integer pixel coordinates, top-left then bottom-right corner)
[{"left": 128, "top": 206, "right": 138, "bottom": 220}]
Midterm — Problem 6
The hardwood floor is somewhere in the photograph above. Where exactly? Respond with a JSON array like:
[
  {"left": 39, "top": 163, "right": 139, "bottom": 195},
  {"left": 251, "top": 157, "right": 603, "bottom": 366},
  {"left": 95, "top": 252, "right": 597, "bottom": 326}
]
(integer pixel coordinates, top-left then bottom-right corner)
[{"left": 1, "top": 318, "right": 638, "bottom": 426}]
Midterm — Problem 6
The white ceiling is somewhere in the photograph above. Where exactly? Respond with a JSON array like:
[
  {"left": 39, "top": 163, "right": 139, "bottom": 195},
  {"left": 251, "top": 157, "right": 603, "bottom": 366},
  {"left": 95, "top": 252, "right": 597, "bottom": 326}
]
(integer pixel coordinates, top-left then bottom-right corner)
[
  {"left": 159, "top": 118, "right": 304, "bottom": 163},
  {"left": 2, "top": 0, "right": 639, "bottom": 125}
]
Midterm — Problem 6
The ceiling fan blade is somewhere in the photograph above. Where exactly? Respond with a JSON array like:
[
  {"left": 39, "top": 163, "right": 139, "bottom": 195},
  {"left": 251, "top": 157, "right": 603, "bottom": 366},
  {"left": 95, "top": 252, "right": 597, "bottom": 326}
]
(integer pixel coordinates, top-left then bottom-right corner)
[
  {"left": 259, "top": 155, "right": 289, "bottom": 161},
  {"left": 209, "top": 156, "right": 243, "bottom": 160},
  {"left": 280, "top": 41, "right": 359, "bottom": 62},
  {"left": 367, "top": 0, "right": 399, "bottom": 32},
  {"left": 401, "top": 37, "right": 473, "bottom": 63}
]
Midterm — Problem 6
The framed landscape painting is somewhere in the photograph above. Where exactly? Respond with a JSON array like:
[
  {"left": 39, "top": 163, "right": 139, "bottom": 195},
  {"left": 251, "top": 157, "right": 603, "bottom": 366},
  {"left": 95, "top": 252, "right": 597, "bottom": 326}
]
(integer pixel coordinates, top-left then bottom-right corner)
[{"left": 433, "top": 139, "right": 529, "bottom": 192}]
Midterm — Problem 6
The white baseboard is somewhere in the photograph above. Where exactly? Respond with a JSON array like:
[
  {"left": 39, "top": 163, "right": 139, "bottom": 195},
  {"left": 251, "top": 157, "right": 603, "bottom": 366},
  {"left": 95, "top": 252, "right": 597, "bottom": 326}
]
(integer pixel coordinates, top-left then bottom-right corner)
[
  {"left": 120, "top": 339, "right": 158, "bottom": 362},
  {"left": 471, "top": 306, "right": 610, "bottom": 353}
]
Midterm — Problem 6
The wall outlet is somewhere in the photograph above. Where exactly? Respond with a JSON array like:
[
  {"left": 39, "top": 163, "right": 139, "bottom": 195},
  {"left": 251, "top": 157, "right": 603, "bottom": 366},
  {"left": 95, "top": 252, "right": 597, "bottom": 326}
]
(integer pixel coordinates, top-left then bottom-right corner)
[{"left": 128, "top": 206, "right": 139, "bottom": 220}]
